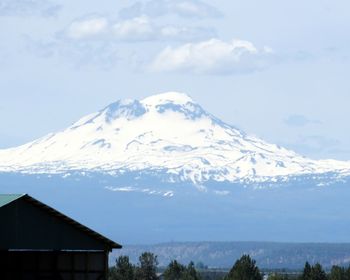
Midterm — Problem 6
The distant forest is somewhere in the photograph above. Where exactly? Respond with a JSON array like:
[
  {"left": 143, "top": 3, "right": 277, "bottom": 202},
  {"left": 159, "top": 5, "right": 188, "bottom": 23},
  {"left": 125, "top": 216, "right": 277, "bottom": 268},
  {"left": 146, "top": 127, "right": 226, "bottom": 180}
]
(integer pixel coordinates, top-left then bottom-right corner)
[
  {"left": 111, "top": 242, "right": 350, "bottom": 269},
  {"left": 108, "top": 253, "right": 350, "bottom": 280}
]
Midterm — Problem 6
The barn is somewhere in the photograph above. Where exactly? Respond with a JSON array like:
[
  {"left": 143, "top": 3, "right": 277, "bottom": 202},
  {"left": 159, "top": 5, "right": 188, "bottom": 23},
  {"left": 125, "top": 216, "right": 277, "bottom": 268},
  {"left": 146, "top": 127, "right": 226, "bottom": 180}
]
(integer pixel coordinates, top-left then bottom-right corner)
[{"left": 0, "top": 193, "right": 121, "bottom": 280}]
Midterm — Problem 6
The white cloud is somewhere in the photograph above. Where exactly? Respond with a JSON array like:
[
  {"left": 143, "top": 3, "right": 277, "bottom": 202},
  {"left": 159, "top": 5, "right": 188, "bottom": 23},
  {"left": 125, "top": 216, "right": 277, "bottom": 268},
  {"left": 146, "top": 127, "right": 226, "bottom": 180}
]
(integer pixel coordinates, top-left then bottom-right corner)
[
  {"left": 150, "top": 39, "right": 274, "bottom": 74},
  {"left": 112, "top": 16, "right": 215, "bottom": 41},
  {"left": 64, "top": 16, "right": 215, "bottom": 42},
  {"left": 112, "top": 16, "right": 155, "bottom": 41},
  {"left": 159, "top": 25, "right": 215, "bottom": 41},
  {"left": 119, "top": 0, "right": 222, "bottom": 19},
  {"left": 175, "top": 1, "right": 216, "bottom": 17},
  {"left": 66, "top": 17, "right": 108, "bottom": 39},
  {"left": 0, "top": 0, "right": 61, "bottom": 17},
  {"left": 27, "top": 15, "right": 214, "bottom": 70}
]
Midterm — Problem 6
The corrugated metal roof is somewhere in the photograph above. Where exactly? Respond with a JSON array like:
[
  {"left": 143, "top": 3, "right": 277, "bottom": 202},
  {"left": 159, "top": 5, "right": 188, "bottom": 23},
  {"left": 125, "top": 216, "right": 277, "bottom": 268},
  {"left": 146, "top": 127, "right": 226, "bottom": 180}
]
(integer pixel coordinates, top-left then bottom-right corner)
[{"left": 0, "top": 194, "right": 25, "bottom": 208}]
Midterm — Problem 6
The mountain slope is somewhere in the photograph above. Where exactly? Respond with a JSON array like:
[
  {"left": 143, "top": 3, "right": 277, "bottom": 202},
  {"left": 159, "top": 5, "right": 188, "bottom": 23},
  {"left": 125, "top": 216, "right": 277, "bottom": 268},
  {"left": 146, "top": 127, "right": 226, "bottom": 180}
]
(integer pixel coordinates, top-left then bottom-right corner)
[
  {"left": 1, "top": 93, "right": 350, "bottom": 243},
  {"left": 0, "top": 92, "right": 349, "bottom": 184}
]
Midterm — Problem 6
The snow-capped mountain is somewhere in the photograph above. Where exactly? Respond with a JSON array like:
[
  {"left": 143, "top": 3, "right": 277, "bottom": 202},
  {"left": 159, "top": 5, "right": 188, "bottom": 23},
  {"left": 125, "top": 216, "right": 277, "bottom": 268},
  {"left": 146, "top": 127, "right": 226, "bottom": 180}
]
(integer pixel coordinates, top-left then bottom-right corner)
[
  {"left": 2, "top": 92, "right": 350, "bottom": 243},
  {"left": 0, "top": 92, "right": 349, "bottom": 184}
]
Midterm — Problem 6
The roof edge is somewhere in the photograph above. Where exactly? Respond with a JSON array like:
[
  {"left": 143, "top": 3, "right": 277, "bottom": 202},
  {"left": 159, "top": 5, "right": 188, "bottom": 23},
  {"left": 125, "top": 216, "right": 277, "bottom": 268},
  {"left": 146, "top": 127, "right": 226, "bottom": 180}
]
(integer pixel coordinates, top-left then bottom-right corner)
[
  {"left": 1, "top": 193, "right": 122, "bottom": 250},
  {"left": 0, "top": 193, "right": 26, "bottom": 208}
]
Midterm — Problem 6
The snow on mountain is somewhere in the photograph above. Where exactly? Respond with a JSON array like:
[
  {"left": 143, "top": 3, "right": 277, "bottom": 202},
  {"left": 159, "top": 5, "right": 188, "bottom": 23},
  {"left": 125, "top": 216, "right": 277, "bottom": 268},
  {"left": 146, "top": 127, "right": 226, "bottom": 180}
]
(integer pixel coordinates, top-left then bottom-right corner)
[{"left": 0, "top": 91, "right": 349, "bottom": 184}]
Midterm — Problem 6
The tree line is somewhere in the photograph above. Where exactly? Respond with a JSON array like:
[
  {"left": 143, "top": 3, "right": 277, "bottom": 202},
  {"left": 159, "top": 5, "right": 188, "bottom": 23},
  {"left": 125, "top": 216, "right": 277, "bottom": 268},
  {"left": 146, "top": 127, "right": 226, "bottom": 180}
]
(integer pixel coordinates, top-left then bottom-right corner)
[{"left": 109, "top": 253, "right": 350, "bottom": 280}]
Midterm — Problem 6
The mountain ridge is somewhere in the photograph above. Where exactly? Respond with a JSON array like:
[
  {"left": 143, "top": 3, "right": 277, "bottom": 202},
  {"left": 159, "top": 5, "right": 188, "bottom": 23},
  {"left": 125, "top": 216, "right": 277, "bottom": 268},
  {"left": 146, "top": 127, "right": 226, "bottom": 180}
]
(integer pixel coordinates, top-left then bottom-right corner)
[
  {"left": 0, "top": 91, "right": 349, "bottom": 186},
  {"left": 1, "top": 92, "right": 350, "bottom": 244}
]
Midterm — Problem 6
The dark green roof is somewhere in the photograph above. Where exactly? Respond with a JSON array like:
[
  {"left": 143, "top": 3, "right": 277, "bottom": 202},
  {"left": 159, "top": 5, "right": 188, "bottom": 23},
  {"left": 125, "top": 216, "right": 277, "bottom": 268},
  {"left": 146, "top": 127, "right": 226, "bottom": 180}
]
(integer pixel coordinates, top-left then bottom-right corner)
[{"left": 0, "top": 194, "right": 25, "bottom": 208}]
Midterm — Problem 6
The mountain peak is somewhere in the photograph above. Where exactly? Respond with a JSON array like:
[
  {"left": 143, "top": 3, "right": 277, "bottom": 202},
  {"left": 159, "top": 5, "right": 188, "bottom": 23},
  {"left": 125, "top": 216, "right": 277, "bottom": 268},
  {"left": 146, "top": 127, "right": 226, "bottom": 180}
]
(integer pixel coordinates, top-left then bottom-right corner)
[
  {"left": 141, "top": 92, "right": 193, "bottom": 106},
  {"left": 1, "top": 91, "right": 350, "bottom": 184},
  {"left": 100, "top": 99, "right": 146, "bottom": 122}
]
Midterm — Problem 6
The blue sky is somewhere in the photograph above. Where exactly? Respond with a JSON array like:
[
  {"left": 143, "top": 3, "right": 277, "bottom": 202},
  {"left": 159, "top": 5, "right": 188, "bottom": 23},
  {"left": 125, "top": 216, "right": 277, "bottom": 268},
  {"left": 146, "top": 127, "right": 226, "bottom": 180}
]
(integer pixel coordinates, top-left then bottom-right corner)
[{"left": 0, "top": 0, "right": 349, "bottom": 160}]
